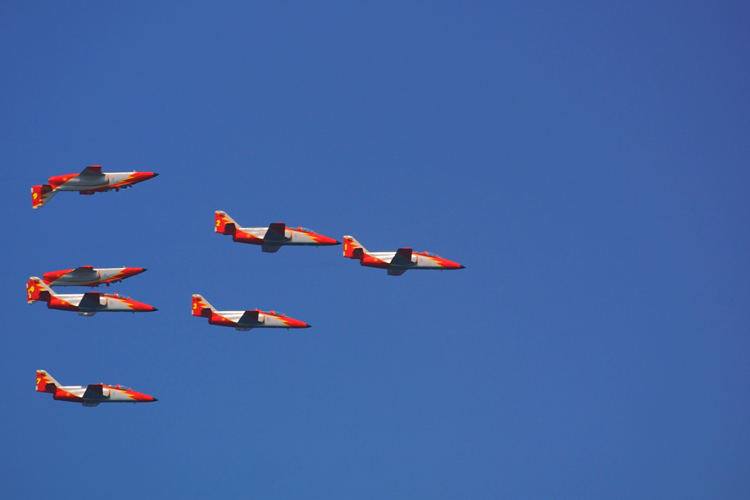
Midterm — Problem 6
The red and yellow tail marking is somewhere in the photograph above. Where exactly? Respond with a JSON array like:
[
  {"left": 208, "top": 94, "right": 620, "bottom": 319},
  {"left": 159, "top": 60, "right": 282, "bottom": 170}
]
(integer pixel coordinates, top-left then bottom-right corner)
[{"left": 36, "top": 371, "right": 56, "bottom": 393}]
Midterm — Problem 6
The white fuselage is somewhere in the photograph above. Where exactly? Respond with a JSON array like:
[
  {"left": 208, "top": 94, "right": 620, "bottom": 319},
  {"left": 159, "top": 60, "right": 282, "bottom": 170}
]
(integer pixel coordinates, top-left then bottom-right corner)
[
  {"left": 53, "top": 294, "right": 137, "bottom": 312},
  {"left": 216, "top": 310, "right": 289, "bottom": 327},
  {"left": 57, "top": 385, "right": 135, "bottom": 402},
  {"left": 368, "top": 252, "right": 445, "bottom": 269},
  {"left": 56, "top": 173, "right": 135, "bottom": 191},
  {"left": 52, "top": 268, "right": 125, "bottom": 286},
  {"left": 238, "top": 226, "right": 328, "bottom": 245}
]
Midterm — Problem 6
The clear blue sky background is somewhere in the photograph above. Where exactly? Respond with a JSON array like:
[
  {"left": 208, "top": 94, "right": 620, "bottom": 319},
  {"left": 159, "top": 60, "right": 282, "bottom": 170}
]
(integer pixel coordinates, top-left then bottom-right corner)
[{"left": 1, "top": 2, "right": 749, "bottom": 498}]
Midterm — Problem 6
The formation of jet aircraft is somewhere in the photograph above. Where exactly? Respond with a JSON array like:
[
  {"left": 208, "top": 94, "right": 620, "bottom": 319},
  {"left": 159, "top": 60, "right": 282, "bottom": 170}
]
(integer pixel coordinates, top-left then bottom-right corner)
[
  {"left": 31, "top": 165, "right": 158, "bottom": 209},
  {"left": 342, "top": 236, "right": 465, "bottom": 275},
  {"left": 192, "top": 294, "right": 310, "bottom": 331},
  {"left": 27, "top": 277, "right": 157, "bottom": 316},
  {"left": 42, "top": 266, "right": 146, "bottom": 287},
  {"left": 36, "top": 370, "right": 157, "bottom": 407},
  {"left": 215, "top": 211, "right": 340, "bottom": 253},
  {"left": 27, "top": 169, "right": 466, "bottom": 406}
]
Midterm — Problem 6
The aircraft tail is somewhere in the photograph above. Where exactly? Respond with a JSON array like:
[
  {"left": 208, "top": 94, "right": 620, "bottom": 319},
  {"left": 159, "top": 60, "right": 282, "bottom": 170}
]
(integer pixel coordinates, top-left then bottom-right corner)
[
  {"left": 31, "top": 184, "right": 56, "bottom": 209},
  {"left": 27, "top": 277, "right": 55, "bottom": 303},
  {"left": 215, "top": 211, "right": 238, "bottom": 235},
  {"left": 343, "top": 235, "right": 367, "bottom": 259},
  {"left": 192, "top": 294, "right": 215, "bottom": 317},
  {"left": 36, "top": 370, "right": 60, "bottom": 393}
]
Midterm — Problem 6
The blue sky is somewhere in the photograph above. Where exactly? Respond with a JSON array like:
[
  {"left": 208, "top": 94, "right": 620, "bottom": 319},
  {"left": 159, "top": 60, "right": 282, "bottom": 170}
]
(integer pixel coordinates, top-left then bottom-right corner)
[{"left": 1, "top": 2, "right": 749, "bottom": 498}]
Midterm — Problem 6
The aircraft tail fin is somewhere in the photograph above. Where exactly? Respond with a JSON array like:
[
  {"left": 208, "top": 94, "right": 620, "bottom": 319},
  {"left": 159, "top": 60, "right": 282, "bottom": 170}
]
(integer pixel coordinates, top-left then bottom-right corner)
[
  {"left": 36, "top": 370, "right": 60, "bottom": 393},
  {"left": 192, "top": 294, "right": 215, "bottom": 317},
  {"left": 31, "top": 184, "right": 56, "bottom": 209},
  {"left": 27, "top": 277, "right": 54, "bottom": 303},
  {"left": 343, "top": 235, "right": 367, "bottom": 259},
  {"left": 215, "top": 211, "right": 238, "bottom": 235}
]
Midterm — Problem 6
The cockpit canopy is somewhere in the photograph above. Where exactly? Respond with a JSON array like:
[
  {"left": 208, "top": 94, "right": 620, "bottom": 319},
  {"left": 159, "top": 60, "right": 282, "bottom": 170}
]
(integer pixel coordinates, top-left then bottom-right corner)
[
  {"left": 297, "top": 227, "right": 313, "bottom": 233},
  {"left": 422, "top": 251, "right": 438, "bottom": 257},
  {"left": 262, "top": 310, "right": 285, "bottom": 317},
  {"left": 107, "top": 384, "right": 131, "bottom": 390}
]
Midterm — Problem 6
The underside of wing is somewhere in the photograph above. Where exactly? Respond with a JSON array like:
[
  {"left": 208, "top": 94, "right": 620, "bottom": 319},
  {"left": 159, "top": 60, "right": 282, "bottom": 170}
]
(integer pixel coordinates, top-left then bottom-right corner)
[
  {"left": 238, "top": 310, "right": 263, "bottom": 326},
  {"left": 264, "top": 223, "right": 289, "bottom": 242},
  {"left": 79, "top": 165, "right": 105, "bottom": 177},
  {"left": 80, "top": 292, "right": 103, "bottom": 309},
  {"left": 83, "top": 384, "right": 108, "bottom": 401},
  {"left": 387, "top": 268, "right": 408, "bottom": 276},
  {"left": 70, "top": 266, "right": 98, "bottom": 279},
  {"left": 390, "top": 248, "right": 414, "bottom": 267},
  {"left": 262, "top": 244, "right": 282, "bottom": 253}
]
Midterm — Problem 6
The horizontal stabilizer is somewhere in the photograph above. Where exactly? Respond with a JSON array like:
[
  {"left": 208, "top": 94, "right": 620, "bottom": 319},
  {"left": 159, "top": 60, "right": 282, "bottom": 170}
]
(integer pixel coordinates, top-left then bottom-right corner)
[
  {"left": 264, "top": 223, "right": 289, "bottom": 242},
  {"left": 79, "top": 165, "right": 104, "bottom": 177},
  {"left": 391, "top": 248, "right": 414, "bottom": 267}
]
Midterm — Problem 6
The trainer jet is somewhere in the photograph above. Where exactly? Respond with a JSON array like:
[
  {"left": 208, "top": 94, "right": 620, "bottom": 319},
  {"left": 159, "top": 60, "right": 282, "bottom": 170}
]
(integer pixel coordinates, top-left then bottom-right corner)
[
  {"left": 343, "top": 235, "right": 465, "bottom": 276},
  {"left": 31, "top": 165, "right": 158, "bottom": 209},
  {"left": 42, "top": 266, "right": 146, "bottom": 287},
  {"left": 26, "top": 277, "right": 157, "bottom": 316},
  {"left": 192, "top": 294, "right": 311, "bottom": 331},
  {"left": 215, "top": 211, "right": 340, "bottom": 253},
  {"left": 36, "top": 370, "right": 157, "bottom": 407}
]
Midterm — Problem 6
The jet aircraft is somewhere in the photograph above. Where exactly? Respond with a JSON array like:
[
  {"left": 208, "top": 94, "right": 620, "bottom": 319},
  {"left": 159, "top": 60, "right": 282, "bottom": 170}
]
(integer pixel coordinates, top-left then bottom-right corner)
[
  {"left": 192, "top": 294, "right": 311, "bottom": 331},
  {"left": 36, "top": 370, "right": 157, "bottom": 407},
  {"left": 42, "top": 266, "right": 146, "bottom": 287},
  {"left": 31, "top": 165, "right": 158, "bottom": 209},
  {"left": 26, "top": 277, "right": 157, "bottom": 316},
  {"left": 342, "top": 235, "right": 465, "bottom": 276},
  {"left": 215, "top": 211, "right": 340, "bottom": 253}
]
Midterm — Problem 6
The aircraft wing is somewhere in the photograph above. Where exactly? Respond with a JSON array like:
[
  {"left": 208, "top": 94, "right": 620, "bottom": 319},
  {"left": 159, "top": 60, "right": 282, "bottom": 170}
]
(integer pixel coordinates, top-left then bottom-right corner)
[
  {"left": 387, "top": 268, "right": 408, "bottom": 276},
  {"left": 237, "top": 310, "right": 264, "bottom": 327},
  {"left": 264, "top": 223, "right": 289, "bottom": 242},
  {"left": 390, "top": 248, "right": 414, "bottom": 267},
  {"left": 80, "top": 292, "right": 103, "bottom": 309},
  {"left": 83, "top": 384, "right": 108, "bottom": 400},
  {"left": 69, "top": 266, "right": 98, "bottom": 279},
  {"left": 261, "top": 244, "right": 282, "bottom": 253},
  {"left": 79, "top": 165, "right": 105, "bottom": 177}
]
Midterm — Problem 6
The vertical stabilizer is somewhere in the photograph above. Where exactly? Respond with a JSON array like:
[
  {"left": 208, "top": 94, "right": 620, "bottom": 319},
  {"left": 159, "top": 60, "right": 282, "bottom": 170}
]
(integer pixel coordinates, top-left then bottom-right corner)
[
  {"left": 36, "top": 370, "right": 60, "bottom": 393},
  {"left": 343, "top": 236, "right": 367, "bottom": 259},
  {"left": 31, "top": 184, "right": 56, "bottom": 209},
  {"left": 192, "top": 294, "right": 215, "bottom": 317},
  {"left": 27, "top": 277, "right": 54, "bottom": 303},
  {"left": 215, "top": 211, "right": 237, "bottom": 234}
]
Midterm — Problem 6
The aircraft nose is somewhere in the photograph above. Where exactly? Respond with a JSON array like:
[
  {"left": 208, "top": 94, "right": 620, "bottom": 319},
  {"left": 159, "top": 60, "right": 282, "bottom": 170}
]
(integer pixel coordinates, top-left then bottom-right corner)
[{"left": 316, "top": 235, "right": 340, "bottom": 245}]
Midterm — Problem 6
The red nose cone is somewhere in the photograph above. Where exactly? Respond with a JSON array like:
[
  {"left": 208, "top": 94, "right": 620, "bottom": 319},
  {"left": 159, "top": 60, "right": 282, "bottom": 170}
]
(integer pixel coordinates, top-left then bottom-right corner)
[
  {"left": 124, "top": 267, "right": 147, "bottom": 278},
  {"left": 128, "top": 300, "right": 158, "bottom": 312},
  {"left": 316, "top": 235, "right": 341, "bottom": 246},
  {"left": 131, "top": 391, "right": 158, "bottom": 402},
  {"left": 133, "top": 172, "right": 159, "bottom": 184},
  {"left": 286, "top": 318, "right": 310, "bottom": 328},
  {"left": 440, "top": 259, "right": 465, "bottom": 269}
]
